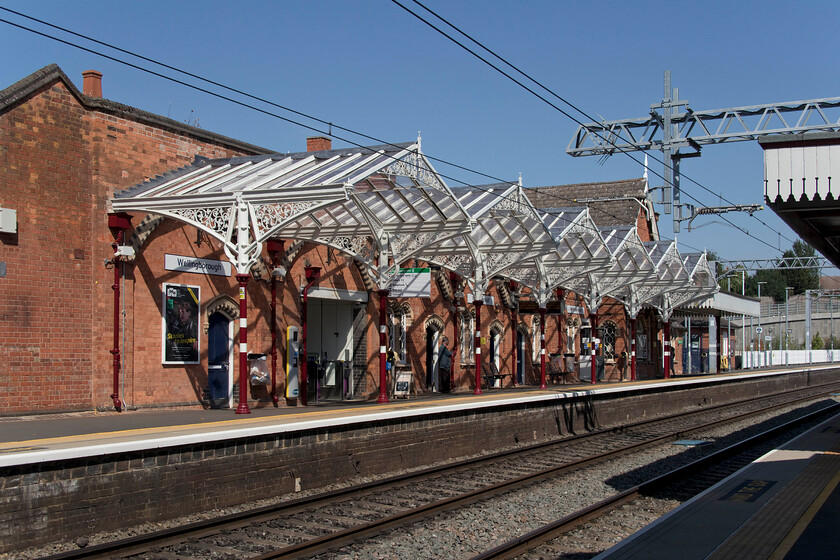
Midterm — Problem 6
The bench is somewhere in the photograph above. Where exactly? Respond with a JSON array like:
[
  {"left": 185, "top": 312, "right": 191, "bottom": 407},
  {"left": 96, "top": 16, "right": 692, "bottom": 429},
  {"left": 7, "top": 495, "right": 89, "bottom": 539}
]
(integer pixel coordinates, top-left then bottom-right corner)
[
  {"left": 546, "top": 359, "right": 579, "bottom": 384},
  {"left": 547, "top": 361, "right": 564, "bottom": 384},
  {"left": 481, "top": 363, "right": 510, "bottom": 389}
]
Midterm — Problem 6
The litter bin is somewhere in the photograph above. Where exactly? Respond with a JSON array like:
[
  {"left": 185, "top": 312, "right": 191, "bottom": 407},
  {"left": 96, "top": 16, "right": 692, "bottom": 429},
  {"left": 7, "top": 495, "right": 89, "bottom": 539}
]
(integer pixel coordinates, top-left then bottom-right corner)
[
  {"left": 248, "top": 353, "right": 269, "bottom": 385},
  {"left": 596, "top": 356, "right": 605, "bottom": 381},
  {"left": 734, "top": 355, "right": 743, "bottom": 370}
]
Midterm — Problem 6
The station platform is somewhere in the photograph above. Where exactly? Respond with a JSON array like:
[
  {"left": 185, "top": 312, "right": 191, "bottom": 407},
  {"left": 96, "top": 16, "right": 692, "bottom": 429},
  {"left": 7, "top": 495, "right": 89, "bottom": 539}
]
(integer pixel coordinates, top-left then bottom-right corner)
[
  {"left": 596, "top": 411, "right": 840, "bottom": 560},
  {"left": 0, "top": 364, "right": 835, "bottom": 469}
]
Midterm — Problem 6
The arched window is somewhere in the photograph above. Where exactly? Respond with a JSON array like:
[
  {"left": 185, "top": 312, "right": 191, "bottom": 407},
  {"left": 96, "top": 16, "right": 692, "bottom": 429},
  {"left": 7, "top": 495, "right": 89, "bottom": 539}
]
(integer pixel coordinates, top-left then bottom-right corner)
[
  {"left": 388, "top": 303, "right": 410, "bottom": 364},
  {"left": 602, "top": 320, "right": 618, "bottom": 361}
]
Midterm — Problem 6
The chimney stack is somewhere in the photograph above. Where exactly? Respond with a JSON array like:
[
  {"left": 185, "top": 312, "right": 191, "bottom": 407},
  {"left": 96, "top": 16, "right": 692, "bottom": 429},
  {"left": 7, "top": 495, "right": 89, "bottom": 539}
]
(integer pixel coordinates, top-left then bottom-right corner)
[
  {"left": 306, "top": 136, "right": 331, "bottom": 152},
  {"left": 82, "top": 70, "right": 102, "bottom": 98}
]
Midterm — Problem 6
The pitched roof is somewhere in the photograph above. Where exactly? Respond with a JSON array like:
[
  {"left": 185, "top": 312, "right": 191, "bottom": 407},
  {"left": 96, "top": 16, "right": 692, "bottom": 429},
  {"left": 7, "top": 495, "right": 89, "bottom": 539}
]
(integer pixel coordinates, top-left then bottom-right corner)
[
  {"left": 524, "top": 178, "right": 647, "bottom": 226},
  {"left": 0, "top": 63, "right": 270, "bottom": 155}
]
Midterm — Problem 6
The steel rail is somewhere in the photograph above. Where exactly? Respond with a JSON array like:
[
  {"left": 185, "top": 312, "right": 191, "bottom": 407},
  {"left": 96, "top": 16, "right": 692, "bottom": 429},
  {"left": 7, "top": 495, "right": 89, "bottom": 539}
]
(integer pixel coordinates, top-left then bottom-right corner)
[
  {"left": 42, "top": 380, "right": 840, "bottom": 560},
  {"left": 470, "top": 403, "right": 840, "bottom": 560}
]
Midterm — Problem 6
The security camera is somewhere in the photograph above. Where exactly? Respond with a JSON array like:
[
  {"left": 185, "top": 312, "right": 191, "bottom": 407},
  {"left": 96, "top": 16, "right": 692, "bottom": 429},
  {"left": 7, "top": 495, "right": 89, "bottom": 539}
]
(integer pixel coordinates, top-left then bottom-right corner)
[{"left": 271, "top": 266, "right": 287, "bottom": 279}]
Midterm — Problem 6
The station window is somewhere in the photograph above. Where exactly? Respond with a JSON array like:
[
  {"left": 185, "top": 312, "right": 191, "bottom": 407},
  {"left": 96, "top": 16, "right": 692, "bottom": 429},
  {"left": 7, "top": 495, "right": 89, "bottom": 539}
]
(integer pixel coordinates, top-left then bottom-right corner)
[
  {"left": 389, "top": 306, "right": 408, "bottom": 363},
  {"left": 602, "top": 320, "right": 617, "bottom": 361}
]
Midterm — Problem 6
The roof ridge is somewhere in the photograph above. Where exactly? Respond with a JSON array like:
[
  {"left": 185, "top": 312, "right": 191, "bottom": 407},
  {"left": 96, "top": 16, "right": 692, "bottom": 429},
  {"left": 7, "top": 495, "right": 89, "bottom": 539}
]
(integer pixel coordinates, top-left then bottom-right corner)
[{"left": 1, "top": 63, "right": 271, "bottom": 155}]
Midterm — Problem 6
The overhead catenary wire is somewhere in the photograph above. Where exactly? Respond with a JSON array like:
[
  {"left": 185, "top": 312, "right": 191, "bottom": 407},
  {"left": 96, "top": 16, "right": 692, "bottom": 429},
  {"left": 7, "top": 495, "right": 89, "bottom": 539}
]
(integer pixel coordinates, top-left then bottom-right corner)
[
  {"left": 392, "top": 0, "right": 797, "bottom": 251},
  {"left": 0, "top": 7, "right": 708, "bottom": 256}
]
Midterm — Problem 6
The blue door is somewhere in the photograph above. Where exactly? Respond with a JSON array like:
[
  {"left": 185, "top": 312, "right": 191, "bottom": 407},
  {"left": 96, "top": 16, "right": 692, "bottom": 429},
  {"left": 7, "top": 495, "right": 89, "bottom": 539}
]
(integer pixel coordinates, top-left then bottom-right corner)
[{"left": 207, "top": 312, "right": 230, "bottom": 408}]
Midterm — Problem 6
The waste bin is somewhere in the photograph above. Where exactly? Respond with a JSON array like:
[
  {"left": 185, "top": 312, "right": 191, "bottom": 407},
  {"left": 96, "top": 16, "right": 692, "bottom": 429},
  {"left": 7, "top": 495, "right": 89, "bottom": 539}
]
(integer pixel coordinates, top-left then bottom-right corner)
[
  {"left": 596, "top": 356, "right": 605, "bottom": 381},
  {"left": 248, "top": 353, "right": 269, "bottom": 385},
  {"left": 734, "top": 355, "right": 743, "bottom": 370},
  {"left": 564, "top": 353, "right": 575, "bottom": 374}
]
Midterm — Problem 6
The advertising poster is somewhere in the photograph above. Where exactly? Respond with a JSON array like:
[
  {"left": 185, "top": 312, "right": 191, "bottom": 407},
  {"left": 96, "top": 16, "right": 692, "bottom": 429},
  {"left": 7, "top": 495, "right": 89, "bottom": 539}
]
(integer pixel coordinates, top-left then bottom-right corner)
[{"left": 162, "top": 283, "right": 200, "bottom": 364}]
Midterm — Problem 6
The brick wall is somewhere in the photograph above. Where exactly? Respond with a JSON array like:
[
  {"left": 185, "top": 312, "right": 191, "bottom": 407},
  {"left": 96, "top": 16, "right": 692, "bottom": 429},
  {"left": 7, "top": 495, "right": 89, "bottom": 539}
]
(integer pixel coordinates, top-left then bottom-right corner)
[
  {"left": 1, "top": 368, "right": 834, "bottom": 553},
  {"left": 0, "top": 75, "right": 262, "bottom": 414}
]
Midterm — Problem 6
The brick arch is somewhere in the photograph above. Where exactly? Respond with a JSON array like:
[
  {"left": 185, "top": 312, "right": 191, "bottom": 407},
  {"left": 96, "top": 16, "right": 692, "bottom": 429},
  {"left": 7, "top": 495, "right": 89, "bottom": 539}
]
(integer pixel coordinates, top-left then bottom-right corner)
[
  {"left": 516, "top": 321, "right": 530, "bottom": 337},
  {"left": 424, "top": 315, "right": 445, "bottom": 332},
  {"left": 488, "top": 319, "right": 504, "bottom": 336},
  {"left": 205, "top": 294, "right": 239, "bottom": 325}
]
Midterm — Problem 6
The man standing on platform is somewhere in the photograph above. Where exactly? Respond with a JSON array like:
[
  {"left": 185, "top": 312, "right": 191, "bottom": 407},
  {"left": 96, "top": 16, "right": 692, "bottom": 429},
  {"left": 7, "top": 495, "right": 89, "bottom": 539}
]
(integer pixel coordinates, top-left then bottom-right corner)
[{"left": 438, "top": 337, "right": 452, "bottom": 393}]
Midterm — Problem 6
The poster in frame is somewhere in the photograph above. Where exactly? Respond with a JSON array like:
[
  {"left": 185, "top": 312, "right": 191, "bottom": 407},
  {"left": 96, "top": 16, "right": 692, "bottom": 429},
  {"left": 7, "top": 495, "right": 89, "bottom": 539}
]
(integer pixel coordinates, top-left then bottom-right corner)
[{"left": 162, "top": 283, "right": 201, "bottom": 364}]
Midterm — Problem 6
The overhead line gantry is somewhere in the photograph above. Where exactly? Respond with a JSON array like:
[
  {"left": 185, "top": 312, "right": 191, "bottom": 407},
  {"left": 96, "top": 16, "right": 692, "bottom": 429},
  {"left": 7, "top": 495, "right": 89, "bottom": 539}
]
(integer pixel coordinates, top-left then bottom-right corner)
[{"left": 566, "top": 71, "right": 840, "bottom": 232}]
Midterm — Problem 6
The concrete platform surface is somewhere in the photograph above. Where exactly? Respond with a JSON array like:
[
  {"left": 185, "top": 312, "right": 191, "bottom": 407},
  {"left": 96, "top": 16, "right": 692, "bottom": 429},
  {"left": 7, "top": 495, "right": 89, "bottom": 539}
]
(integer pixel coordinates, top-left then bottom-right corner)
[{"left": 596, "top": 411, "right": 840, "bottom": 560}]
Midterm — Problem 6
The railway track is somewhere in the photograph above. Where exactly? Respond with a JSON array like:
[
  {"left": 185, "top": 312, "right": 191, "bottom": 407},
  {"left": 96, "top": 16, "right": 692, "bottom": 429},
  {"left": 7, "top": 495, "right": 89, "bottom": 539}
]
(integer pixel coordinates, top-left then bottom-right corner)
[
  {"left": 41, "top": 382, "right": 840, "bottom": 560},
  {"left": 471, "top": 404, "right": 840, "bottom": 560}
]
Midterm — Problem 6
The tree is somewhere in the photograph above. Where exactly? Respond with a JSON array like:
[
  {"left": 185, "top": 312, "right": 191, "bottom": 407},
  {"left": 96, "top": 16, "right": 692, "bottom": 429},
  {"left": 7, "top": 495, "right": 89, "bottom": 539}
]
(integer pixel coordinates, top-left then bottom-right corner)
[
  {"left": 780, "top": 240, "right": 820, "bottom": 295},
  {"left": 745, "top": 269, "right": 786, "bottom": 301}
]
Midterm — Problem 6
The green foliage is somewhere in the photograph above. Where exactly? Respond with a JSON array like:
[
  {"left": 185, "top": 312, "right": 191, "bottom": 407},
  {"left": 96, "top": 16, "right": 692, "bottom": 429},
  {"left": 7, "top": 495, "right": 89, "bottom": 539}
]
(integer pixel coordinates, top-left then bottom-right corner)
[
  {"left": 780, "top": 240, "right": 819, "bottom": 295},
  {"left": 812, "top": 332, "right": 824, "bottom": 350},
  {"left": 735, "top": 240, "right": 820, "bottom": 301}
]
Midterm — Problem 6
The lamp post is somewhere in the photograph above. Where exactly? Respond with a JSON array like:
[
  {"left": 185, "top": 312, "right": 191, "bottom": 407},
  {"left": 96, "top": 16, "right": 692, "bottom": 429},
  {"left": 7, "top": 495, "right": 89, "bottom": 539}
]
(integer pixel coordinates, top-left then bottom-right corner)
[
  {"left": 757, "top": 281, "right": 766, "bottom": 367},
  {"left": 785, "top": 287, "right": 793, "bottom": 366}
]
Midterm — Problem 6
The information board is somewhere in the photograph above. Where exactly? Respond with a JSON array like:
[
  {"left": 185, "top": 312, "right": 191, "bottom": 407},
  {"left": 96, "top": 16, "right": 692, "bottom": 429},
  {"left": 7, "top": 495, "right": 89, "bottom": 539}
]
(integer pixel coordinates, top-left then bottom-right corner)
[{"left": 390, "top": 268, "right": 431, "bottom": 298}]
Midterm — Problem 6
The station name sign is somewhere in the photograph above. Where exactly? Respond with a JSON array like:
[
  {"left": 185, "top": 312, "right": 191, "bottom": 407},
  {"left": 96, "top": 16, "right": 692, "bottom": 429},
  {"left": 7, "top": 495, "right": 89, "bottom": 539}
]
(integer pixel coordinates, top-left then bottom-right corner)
[{"left": 165, "top": 254, "right": 231, "bottom": 277}]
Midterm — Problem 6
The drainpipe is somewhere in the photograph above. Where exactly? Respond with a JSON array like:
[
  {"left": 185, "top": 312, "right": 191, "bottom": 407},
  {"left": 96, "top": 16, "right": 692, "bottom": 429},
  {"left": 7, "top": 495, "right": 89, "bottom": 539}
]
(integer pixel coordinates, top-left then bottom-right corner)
[
  {"left": 474, "top": 298, "right": 483, "bottom": 395},
  {"left": 539, "top": 307, "right": 547, "bottom": 389},
  {"left": 378, "top": 289, "right": 389, "bottom": 403},
  {"left": 107, "top": 213, "right": 132, "bottom": 412},
  {"left": 267, "top": 239, "right": 285, "bottom": 407},
  {"left": 301, "top": 266, "right": 321, "bottom": 406}
]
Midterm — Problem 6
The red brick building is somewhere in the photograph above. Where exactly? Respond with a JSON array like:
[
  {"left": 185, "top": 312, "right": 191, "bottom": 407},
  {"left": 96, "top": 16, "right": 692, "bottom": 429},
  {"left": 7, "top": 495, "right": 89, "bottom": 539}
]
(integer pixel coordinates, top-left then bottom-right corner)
[
  {"left": 0, "top": 65, "right": 268, "bottom": 413},
  {"left": 1, "top": 64, "right": 683, "bottom": 415}
]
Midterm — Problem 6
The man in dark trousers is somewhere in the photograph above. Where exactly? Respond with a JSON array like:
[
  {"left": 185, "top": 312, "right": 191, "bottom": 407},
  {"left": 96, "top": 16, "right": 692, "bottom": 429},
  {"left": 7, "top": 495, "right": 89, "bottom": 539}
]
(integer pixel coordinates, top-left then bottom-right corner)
[{"left": 438, "top": 337, "right": 452, "bottom": 393}]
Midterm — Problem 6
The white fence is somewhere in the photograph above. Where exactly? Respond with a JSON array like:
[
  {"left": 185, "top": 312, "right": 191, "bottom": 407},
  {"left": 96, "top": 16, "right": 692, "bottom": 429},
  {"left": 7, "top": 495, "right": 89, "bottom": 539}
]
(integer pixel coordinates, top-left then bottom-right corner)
[{"left": 741, "top": 349, "right": 840, "bottom": 368}]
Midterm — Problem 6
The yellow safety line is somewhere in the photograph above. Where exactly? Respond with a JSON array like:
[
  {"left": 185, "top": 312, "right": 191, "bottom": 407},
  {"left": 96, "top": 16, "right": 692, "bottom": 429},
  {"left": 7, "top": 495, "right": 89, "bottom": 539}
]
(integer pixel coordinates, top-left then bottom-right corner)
[
  {"left": 0, "top": 395, "right": 502, "bottom": 449},
  {"left": 768, "top": 464, "right": 840, "bottom": 560}
]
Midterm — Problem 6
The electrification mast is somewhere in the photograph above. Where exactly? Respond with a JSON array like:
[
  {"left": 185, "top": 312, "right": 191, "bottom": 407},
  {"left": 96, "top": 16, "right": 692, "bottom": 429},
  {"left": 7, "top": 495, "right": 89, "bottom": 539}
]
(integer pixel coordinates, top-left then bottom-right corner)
[{"left": 567, "top": 71, "right": 840, "bottom": 232}]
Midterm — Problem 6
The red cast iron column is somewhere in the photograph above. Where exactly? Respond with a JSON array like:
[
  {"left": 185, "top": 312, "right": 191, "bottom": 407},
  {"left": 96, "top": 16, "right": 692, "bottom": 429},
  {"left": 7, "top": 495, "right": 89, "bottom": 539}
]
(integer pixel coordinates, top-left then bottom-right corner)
[
  {"left": 630, "top": 317, "right": 637, "bottom": 381},
  {"left": 556, "top": 288, "right": 565, "bottom": 357},
  {"left": 235, "top": 274, "right": 251, "bottom": 414},
  {"left": 590, "top": 311, "right": 598, "bottom": 385},
  {"left": 378, "top": 289, "right": 390, "bottom": 403},
  {"left": 474, "top": 299, "right": 483, "bottom": 395},
  {"left": 539, "top": 307, "right": 547, "bottom": 389},
  {"left": 663, "top": 319, "right": 672, "bottom": 379},
  {"left": 267, "top": 239, "right": 284, "bottom": 407},
  {"left": 510, "top": 280, "right": 518, "bottom": 386}
]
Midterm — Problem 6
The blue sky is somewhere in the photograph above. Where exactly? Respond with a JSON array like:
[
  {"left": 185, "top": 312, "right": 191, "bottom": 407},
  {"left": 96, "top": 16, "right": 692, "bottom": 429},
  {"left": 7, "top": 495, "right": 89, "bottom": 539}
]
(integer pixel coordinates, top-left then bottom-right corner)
[{"left": 2, "top": 0, "right": 839, "bottom": 267}]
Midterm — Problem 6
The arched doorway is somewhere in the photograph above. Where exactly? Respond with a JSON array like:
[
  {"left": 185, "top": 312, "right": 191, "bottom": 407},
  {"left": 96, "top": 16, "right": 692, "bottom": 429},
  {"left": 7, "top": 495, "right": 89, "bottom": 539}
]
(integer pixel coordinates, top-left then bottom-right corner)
[
  {"left": 207, "top": 312, "right": 232, "bottom": 408},
  {"left": 516, "top": 324, "right": 527, "bottom": 385},
  {"left": 489, "top": 322, "right": 503, "bottom": 387},
  {"left": 425, "top": 317, "right": 444, "bottom": 392}
]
